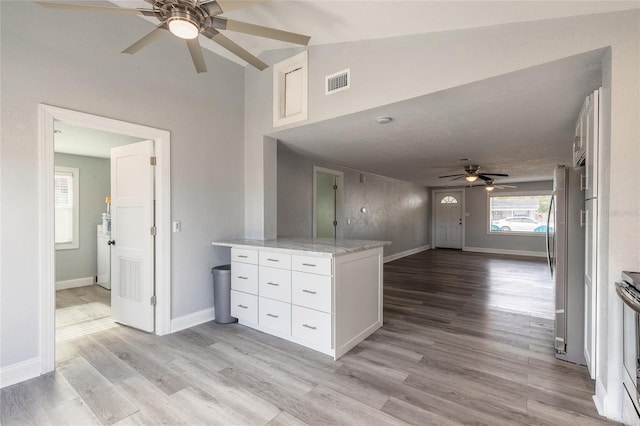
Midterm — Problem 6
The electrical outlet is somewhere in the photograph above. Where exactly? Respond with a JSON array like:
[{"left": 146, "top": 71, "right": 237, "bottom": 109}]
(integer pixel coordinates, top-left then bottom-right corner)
[{"left": 172, "top": 220, "right": 181, "bottom": 232}]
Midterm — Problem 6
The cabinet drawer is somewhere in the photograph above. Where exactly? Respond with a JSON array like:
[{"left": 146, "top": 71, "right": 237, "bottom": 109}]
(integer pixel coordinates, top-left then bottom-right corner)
[
  {"left": 259, "top": 297, "right": 291, "bottom": 336},
  {"left": 292, "top": 305, "right": 331, "bottom": 348},
  {"left": 259, "top": 251, "right": 291, "bottom": 270},
  {"left": 231, "top": 248, "right": 258, "bottom": 264},
  {"left": 292, "top": 271, "right": 332, "bottom": 313},
  {"left": 231, "top": 262, "right": 258, "bottom": 295},
  {"left": 292, "top": 255, "right": 332, "bottom": 276},
  {"left": 231, "top": 290, "right": 257, "bottom": 324},
  {"left": 259, "top": 266, "right": 291, "bottom": 303}
]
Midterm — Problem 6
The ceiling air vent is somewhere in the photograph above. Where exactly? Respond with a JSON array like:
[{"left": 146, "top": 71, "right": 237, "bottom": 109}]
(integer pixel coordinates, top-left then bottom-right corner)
[{"left": 325, "top": 68, "right": 350, "bottom": 95}]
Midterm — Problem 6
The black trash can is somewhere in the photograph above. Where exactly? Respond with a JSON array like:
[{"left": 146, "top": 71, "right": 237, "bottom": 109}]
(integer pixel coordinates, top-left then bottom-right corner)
[{"left": 211, "top": 264, "right": 236, "bottom": 324}]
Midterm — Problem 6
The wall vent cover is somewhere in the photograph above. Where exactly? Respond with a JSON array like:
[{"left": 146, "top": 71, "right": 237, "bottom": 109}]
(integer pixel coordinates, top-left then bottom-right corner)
[{"left": 325, "top": 68, "right": 350, "bottom": 95}]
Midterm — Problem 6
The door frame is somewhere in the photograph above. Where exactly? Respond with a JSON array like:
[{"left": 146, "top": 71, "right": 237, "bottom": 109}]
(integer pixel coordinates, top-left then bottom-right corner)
[
  {"left": 312, "top": 166, "right": 344, "bottom": 239},
  {"left": 431, "top": 189, "right": 465, "bottom": 249},
  {"left": 38, "top": 104, "right": 171, "bottom": 375}
]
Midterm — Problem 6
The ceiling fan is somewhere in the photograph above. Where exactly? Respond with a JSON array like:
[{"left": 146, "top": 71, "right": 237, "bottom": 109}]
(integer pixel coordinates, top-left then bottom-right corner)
[
  {"left": 38, "top": 0, "right": 311, "bottom": 73},
  {"left": 474, "top": 179, "right": 517, "bottom": 192},
  {"left": 439, "top": 165, "right": 509, "bottom": 184}
]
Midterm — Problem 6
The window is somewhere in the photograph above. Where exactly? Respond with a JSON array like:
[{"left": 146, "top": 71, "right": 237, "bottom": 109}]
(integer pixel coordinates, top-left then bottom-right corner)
[
  {"left": 55, "top": 166, "right": 79, "bottom": 249},
  {"left": 488, "top": 192, "right": 552, "bottom": 235},
  {"left": 441, "top": 196, "right": 458, "bottom": 204}
]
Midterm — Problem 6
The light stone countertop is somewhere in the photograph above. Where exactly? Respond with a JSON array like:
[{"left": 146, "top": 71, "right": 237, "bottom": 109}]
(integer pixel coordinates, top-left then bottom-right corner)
[{"left": 211, "top": 238, "right": 390, "bottom": 257}]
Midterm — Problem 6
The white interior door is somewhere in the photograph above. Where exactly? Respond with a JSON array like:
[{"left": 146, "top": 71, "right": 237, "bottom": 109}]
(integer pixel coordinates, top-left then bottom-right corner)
[
  {"left": 110, "top": 140, "right": 155, "bottom": 332},
  {"left": 435, "top": 192, "right": 463, "bottom": 249}
]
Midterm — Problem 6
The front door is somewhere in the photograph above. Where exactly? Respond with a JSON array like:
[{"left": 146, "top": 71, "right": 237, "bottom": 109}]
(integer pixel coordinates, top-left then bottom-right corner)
[
  {"left": 110, "top": 140, "right": 155, "bottom": 332},
  {"left": 435, "top": 191, "right": 463, "bottom": 249}
]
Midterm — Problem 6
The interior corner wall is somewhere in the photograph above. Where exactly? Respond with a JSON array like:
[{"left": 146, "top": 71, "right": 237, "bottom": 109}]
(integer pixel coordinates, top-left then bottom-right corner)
[
  {"left": 277, "top": 143, "right": 429, "bottom": 257},
  {"left": 1, "top": 2, "right": 245, "bottom": 370},
  {"left": 463, "top": 180, "right": 553, "bottom": 254},
  {"left": 54, "top": 153, "right": 110, "bottom": 283}
]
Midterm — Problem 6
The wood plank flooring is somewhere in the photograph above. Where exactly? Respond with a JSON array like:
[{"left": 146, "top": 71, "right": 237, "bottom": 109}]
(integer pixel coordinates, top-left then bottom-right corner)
[
  {"left": 55, "top": 285, "right": 117, "bottom": 342},
  {"left": 1, "top": 249, "right": 616, "bottom": 425}
]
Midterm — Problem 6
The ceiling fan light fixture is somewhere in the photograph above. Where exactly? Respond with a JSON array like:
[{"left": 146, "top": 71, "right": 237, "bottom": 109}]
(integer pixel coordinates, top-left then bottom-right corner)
[
  {"left": 485, "top": 185, "right": 495, "bottom": 192},
  {"left": 465, "top": 175, "right": 478, "bottom": 183},
  {"left": 168, "top": 16, "right": 200, "bottom": 39}
]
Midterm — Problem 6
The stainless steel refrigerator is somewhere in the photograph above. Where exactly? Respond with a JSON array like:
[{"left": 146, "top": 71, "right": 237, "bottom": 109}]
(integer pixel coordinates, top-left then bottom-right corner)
[{"left": 547, "top": 165, "right": 585, "bottom": 365}]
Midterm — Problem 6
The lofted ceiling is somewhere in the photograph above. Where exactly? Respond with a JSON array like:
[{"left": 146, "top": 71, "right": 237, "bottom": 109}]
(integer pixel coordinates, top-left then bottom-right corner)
[{"left": 44, "top": 1, "right": 637, "bottom": 187}]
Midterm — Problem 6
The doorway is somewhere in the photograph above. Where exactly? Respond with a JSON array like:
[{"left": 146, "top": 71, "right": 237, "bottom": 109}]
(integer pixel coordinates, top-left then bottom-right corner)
[
  {"left": 433, "top": 190, "right": 464, "bottom": 249},
  {"left": 313, "top": 166, "right": 344, "bottom": 239},
  {"left": 39, "top": 105, "right": 171, "bottom": 375}
]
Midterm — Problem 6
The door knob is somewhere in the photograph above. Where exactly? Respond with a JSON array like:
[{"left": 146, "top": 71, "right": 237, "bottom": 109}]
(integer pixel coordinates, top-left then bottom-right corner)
[{"left": 107, "top": 240, "right": 116, "bottom": 246}]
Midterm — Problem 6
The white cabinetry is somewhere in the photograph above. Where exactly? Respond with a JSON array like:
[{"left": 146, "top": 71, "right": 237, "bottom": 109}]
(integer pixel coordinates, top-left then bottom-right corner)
[
  {"left": 580, "top": 87, "right": 601, "bottom": 380},
  {"left": 225, "top": 243, "right": 384, "bottom": 359},
  {"left": 96, "top": 225, "right": 111, "bottom": 289}
]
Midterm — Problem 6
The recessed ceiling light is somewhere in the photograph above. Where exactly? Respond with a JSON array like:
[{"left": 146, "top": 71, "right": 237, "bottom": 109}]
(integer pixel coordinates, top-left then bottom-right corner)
[{"left": 376, "top": 116, "right": 393, "bottom": 124}]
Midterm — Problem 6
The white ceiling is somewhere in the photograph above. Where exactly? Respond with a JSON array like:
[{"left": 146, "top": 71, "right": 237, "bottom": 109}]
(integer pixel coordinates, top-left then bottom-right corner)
[
  {"left": 55, "top": 1, "right": 636, "bottom": 186},
  {"left": 109, "top": 1, "right": 640, "bottom": 67},
  {"left": 271, "top": 49, "right": 604, "bottom": 187},
  {"left": 54, "top": 121, "right": 145, "bottom": 158}
]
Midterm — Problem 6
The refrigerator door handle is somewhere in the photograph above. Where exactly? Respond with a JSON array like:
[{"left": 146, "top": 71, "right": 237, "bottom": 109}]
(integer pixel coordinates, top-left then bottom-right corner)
[{"left": 546, "top": 196, "right": 554, "bottom": 276}]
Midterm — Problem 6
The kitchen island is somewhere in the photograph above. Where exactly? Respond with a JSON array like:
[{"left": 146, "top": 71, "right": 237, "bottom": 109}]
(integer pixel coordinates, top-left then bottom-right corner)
[{"left": 211, "top": 238, "right": 390, "bottom": 359}]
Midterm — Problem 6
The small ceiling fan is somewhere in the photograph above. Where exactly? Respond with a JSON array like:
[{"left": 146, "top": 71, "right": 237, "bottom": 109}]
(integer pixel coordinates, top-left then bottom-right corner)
[
  {"left": 38, "top": 0, "right": 311, "bottom": 73},
  {"left": 439, "top": 165, "right": 509, "bottom": 184},
  {"left": 474, "top": 179, "right": 517, "bottom": 192}
]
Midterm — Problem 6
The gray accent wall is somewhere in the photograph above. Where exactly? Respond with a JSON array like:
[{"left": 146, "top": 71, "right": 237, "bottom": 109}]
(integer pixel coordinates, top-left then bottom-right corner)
[
  {"left": 278, "top": 144, "right": 430, "bottom": 257},
  {"left": 54, "top": 153, "right": 110, "bottom": 282},
  {"left": 463, "top": 180, "right": 553, "bottom": 254},
  {"left": 1, "top": 2, "right": 244, "bottom": 368}
]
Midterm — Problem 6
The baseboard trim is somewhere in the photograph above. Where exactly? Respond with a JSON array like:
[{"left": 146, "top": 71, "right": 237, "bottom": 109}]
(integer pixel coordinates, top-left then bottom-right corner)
[
  {"left": 593, "top": 379, "right": 606, "bottom": 417},
  {"left": 170, "top": 307, "right": 215, "bottom": 333},
  {"left": 0, "top": 357, "right": 40, "bottom": 389},
  {"left": 56, "top": 276, "right": 94, "bottom": 291},
  {"left": 383, "top": 245, "right": 430, "bottom": 263},
  {"left": 462, "top": 246, "right": 546, "bottom": 258}
]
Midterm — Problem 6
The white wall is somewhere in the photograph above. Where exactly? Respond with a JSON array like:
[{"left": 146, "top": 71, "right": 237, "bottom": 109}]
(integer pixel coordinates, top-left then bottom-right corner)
[
  {"left": 277, "top": 144, "right": 430, "bottom": 256},
  {"left": 244, "top": 10, "right": 640, "bottom": 420},
  {"left": 1, "top": 2, "right": 245, "bottom": 370},
  {"left": 463, "top": 181, "right": 553, "bottom": 255}
]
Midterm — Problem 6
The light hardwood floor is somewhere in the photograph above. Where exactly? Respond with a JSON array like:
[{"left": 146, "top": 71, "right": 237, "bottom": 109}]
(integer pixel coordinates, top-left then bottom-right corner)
[{"left": 1, "top": 250, "right": 616, "bottom": 425}]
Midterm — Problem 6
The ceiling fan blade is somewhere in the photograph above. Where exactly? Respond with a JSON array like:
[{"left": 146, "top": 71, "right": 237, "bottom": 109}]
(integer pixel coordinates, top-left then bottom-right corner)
[
  {"left": 203, "top": 30, "right": 268, "bottom": 70},
  {"left": 480, "top": 173, "right": 509, "bottom": 177},
  {"left": 37, "top": 2, "right": 155, "bottom": 16},
  {"left": 215, "top": 0, "right": 270, "bottom": 13},
  {"left": 478, "top": 175, "right": 493, "bottom": 181},
  {"left": 497, "top": 185, "right": 518, "bottom": 189},
  {"left": 449, "top": 176, "right": 465, "bottom": 182},
  {"left": 438, "top": 174, "right": 465, "bottom": 178},
  {"left": 122, "top": 24, "right": 168, "bottom": 55},
  {"left": 220, "top": 18, "right": 310, "bottom": 45},
  {"left": 186, "top": 38, "right": 207, "bottom": 73}
]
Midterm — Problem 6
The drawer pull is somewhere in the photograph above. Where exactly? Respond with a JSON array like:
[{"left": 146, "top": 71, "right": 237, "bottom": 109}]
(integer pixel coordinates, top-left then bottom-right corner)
[
  {"left": 302, "top": 324, "right": 317, "bottom": 330},
  {"left": 266, "top": 313, "right": 279, "bottom": 318},
  {"left": 267, "top": 258, "right": 279, "bottom": 262},
  {"left": 302, "top": 263, "right": 316, "bottom": 267},
  {"left": 237, "top": 304, "right": 248, "bottom": 309},
  {"left": 302, "top": 289, "right": 317, "bottom": 294},
  {"left": 237, "top": 276, "right": 248, "bottom": 280},
  {"left": 237, "top": 255, "right": 248, "bottom": 258},
  {"left": 267, "top": 282, "right": 280, "bottom": 286}
]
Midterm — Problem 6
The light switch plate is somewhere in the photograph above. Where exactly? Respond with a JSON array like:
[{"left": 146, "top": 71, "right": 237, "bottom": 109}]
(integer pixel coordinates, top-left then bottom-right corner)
[{"left": 172, "top": 220, "right": 181, "bottom": 232}]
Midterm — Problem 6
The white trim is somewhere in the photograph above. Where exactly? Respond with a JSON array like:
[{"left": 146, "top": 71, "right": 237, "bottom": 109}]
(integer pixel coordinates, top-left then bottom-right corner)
[
  {"left": 39, "top": 104, "right": 172, "bottom": 379},
  {"left": 171, "top": 307, "right": 216, "bottom": 333},
  {"left": 462, "top": 246, "right": 546, "bottom": 258},
  {"left": 383, "top": 245, "right": 430, "bottom": 263},
  {"left": 312, "top": 166, "right": 344, "bottom": 239},
  {"left": 431, "top": 189, "right": 465, "bottom": 249},
  {"left": 55, "top": 276, "right": 94, "bottom": 291},
  {"left": 0, "top": 357, "right": 41, "bottom": 389}
]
